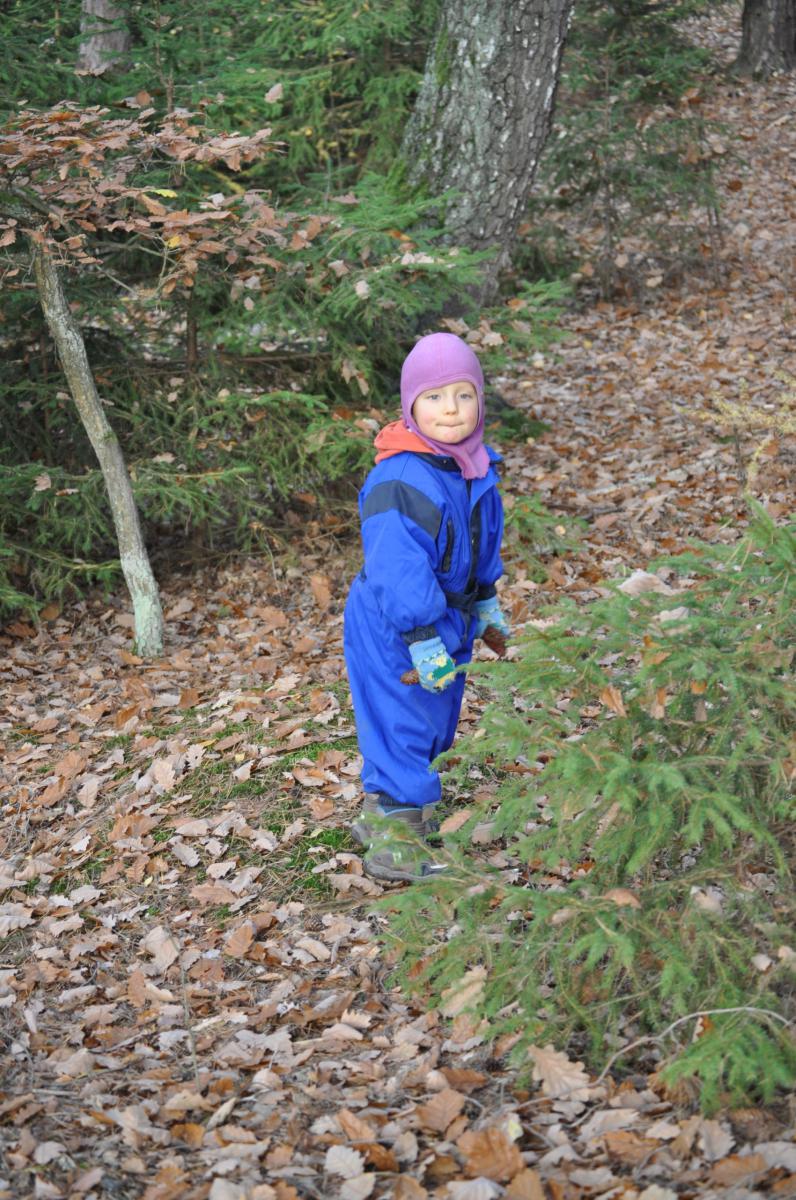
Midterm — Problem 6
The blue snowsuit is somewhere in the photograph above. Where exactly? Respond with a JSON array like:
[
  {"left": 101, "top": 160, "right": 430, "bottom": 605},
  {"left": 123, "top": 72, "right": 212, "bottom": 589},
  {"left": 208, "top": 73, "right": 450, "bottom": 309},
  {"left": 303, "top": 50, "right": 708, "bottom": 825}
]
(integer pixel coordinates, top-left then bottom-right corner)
[{"left": 344, "top": 448, "right": 504, "bottom": 808}]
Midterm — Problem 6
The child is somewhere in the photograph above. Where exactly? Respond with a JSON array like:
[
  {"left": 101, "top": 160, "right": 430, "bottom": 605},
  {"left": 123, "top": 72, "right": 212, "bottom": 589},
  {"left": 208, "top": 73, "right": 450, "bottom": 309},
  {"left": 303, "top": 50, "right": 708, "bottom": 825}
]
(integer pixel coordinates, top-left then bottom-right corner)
[{"left": 343, "top": 332, "right": 509, "bottom": 882}]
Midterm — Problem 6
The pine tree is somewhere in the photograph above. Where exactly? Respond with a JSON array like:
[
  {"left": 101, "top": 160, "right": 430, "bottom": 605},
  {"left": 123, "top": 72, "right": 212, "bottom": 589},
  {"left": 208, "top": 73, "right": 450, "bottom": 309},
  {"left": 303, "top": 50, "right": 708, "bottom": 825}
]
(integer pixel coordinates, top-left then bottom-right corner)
[{"left": 382, "top": 502, "right": 796, "bottom": 1110}]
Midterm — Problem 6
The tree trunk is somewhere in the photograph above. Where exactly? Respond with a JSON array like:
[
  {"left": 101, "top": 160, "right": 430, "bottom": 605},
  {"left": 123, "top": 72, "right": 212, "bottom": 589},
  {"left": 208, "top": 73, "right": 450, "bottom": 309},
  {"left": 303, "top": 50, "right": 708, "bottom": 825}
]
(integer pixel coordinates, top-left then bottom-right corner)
[
  {"left": 402, "top": 0, "right": 574, "bottom": 304},
  {"left": 76, "top": 0, "right": 131, "bottom": 76},
  {"left": 735, "top": 0, "right": 796, "bottom": 75},
  {"left": 32, "top": 242, "right": 165, "bottom": 657}
]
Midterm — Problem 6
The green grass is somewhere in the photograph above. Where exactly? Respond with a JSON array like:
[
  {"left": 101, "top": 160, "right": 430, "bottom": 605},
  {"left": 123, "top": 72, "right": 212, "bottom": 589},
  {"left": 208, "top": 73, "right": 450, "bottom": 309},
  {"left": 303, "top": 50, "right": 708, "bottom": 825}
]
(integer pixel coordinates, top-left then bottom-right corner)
[{"left": 283, "top": 827, "right": 358, "bottom": 899}]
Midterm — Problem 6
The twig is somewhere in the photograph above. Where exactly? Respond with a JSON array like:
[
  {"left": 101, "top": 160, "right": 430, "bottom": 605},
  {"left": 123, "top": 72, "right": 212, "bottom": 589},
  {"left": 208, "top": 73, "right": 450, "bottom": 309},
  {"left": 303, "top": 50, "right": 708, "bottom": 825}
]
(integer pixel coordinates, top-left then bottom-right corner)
[
  {"left": 179, "top": 957, "right": 201, "bottom": 1089},
  {"left": 516, "top": 1005, "right": 791, "bottom": 1110}
]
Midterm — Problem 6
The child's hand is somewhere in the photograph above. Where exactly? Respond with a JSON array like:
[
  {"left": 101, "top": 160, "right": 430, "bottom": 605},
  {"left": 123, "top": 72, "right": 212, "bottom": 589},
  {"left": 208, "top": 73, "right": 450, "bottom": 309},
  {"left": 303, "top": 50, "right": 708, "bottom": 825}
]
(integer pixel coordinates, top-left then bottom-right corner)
[
  {"left": 408, "top": 636, "right": 457, "bottom": 692},
  {"left": 474, "top": 596, "right": 510, "bottom": 640}
]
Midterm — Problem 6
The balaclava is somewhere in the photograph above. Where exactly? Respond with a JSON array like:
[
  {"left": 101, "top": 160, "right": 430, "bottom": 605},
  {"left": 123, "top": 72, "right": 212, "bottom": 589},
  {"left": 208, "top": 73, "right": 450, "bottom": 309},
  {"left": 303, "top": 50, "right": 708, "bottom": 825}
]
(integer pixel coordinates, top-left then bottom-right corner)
[{"left": 400, "top": 332, "right": 490, "bottom": 480}]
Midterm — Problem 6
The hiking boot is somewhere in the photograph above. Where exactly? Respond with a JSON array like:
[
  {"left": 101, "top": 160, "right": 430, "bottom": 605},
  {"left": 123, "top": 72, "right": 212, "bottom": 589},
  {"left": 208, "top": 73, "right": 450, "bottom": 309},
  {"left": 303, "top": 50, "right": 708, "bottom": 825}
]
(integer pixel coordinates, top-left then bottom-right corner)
[{"left": 351, "top": 794, "right": 447, "bottom": 883}]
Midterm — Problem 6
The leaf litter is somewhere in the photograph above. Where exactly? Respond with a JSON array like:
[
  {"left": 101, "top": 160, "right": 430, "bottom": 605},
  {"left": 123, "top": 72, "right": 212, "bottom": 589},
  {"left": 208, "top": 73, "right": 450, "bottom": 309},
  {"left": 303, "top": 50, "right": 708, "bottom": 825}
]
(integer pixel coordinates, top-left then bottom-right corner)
[{"left": 1, "top": 8, "right": 795, "bottom": 1198}]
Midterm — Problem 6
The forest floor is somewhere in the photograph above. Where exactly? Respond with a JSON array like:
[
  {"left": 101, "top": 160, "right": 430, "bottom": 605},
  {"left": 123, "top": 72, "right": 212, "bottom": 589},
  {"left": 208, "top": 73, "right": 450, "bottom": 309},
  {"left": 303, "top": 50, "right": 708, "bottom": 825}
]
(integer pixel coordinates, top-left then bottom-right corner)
[{"left": 1, "top": 6, "right": 795, "bottom": 1200}]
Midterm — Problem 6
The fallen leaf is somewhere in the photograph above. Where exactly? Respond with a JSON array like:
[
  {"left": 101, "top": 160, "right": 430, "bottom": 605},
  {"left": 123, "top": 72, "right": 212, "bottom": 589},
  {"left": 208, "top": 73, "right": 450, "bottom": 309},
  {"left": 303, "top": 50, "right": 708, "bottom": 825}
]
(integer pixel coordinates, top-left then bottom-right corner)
[
  {"left": 698, "top": 1118, "right": 735, "bottom": 1162},
  {"left": 140, "top": 925, "right": 179, "bottom": 973},
  {"left": 603, "top": 887, "right": 641, "bottom": 909},
  {"left": 439, "top": 808, "right": 473, "bottom": 835},
  {"left": 324, "top": 1144, "right": 365, "bottom": 1179},
  {"left": 528, "top": 1044, "right": 592, "bottom": 1101},
  {"left": 505, "top": 1169, "right": 545, "bottom": 1200},
  {"left": 0, "top": 904, "right": 35, "bottom": 935},
  {"left": 600, "top": 683, "right": 627, "bottom": 718},
  {"left": 34, "top": 1141, "right": 65, "bottom": 1165},
  {"left": 224, "top": 921, "right": 255, "bottom": 958},
  {"left": 415, "top": 1088, "right": 465, "bottom": 1133},
  {"left": 710, "top": 1152, "right": 768, "bottom": 1185},
  {"left": 340, "top": 1176, "right": 375, "bottom": 1200},
  {"left": 457, "top": 1127, "right": 524, "bottom": 1181},
  {"left": 310, "top": 573, "right": 331, "bottom": 609},
  {"left": 337, "top": 1109, "right": 376, "bottom": 1141},
  {"left": 446, "top": 1181, "right": 502, "bottom": 1200},
  {"left": 440, "top": 965, "right": 487, "bottom": 1017}
]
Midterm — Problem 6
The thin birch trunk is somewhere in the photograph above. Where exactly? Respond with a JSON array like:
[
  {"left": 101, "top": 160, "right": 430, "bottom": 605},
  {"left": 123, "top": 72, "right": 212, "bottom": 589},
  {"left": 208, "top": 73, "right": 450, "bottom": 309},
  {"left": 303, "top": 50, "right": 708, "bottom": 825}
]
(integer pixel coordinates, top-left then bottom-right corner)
[{"left": 32, "top": 242, "right": 165, "bottom": 657}]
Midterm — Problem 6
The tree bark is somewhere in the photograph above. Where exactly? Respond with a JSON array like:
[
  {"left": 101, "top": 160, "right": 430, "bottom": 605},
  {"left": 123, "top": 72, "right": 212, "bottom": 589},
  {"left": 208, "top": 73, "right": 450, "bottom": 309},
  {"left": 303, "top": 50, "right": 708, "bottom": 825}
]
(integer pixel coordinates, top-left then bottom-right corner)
[
  {"left": 32, "top": 241, "right": 165, "bottom": 657},
  {"left": 402, "top": 0, "right": 574, "bottom": 304},
  {"left": 76, "top": 0, "right": 131, "bottom": 76},
  {"left": 735, "top": 0, "right": 796, "bottom": 75}
]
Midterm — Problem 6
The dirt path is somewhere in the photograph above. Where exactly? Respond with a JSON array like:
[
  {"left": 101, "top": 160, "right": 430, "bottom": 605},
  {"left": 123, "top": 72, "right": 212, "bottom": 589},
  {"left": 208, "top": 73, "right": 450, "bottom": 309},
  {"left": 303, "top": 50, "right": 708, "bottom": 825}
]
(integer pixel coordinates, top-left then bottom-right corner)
[{"left": 1, "top": 8, "right": 794, "bottom": 1198}]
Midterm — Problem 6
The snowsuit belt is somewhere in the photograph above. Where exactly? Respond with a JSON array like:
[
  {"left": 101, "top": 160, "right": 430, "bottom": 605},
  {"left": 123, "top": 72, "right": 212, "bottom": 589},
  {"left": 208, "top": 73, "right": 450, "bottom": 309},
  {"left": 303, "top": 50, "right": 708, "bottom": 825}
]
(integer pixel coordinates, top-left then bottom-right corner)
[
  {"left": 442, "top": 585, "right": 479, "bottom": 618},
  {"left": 358, "top": 567, "right": 478, "bottom": 619}
]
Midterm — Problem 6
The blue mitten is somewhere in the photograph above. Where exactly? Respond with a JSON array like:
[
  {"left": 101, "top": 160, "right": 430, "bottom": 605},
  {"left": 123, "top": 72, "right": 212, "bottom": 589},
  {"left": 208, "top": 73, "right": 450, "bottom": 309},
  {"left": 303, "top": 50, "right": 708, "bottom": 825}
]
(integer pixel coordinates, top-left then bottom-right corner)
[
  {"left": 474, "top": 596, "right": 510, "bottom": 640},
  {"left": 408, "top": 636, "right": 457, "bottom": 692}
]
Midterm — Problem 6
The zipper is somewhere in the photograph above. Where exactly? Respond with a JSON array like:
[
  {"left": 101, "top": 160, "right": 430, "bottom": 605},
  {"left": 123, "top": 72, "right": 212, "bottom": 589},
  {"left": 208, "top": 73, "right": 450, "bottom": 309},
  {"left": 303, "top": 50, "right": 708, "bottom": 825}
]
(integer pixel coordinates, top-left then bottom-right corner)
[{"left": 440, "top": 518, "right": 454, "bottom": 574}]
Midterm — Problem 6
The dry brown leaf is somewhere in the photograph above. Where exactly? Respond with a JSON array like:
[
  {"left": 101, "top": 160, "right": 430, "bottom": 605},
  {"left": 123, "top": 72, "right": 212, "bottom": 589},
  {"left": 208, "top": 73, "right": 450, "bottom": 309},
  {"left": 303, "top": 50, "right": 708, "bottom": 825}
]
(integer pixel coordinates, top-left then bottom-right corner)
[
  {"left": 440, "top": 965, "right": 487, "bottom": 1018},
  {"left": 415, "top": 1088, "right": 466, "bottom": 1133},
  {"left": 528, "top": 1044, "right": 592, "bottom": 1101},
  {"left": 127, "top": 968, "right": 148, "bottom": 1008},
  {"left": 710, "top": 1153, "right": 768, "bottom": 1185},
  {"left": 355, "top": 1142, "right": 398, "bottom": 1171},
  {"left": 505, "top": 1169, "right": 545, "bottom": 1200},
  {"left": 171, "top": 840, "right": 200, "bottom": 868},
  {"left": 438, "top": 1067, "right": 487, "bottom": 1094},
  {"left": 698, "top": 1118, "right": 735, "bottom": 1162},
  {"left": 337, "top": 1109, "right": 377, "bottom": 1141},
  {"left": 151, "top": 757, "right": 177, "bottom": 791},
  {"left": 602, "top": 888, "right": 641, "bottom": 909},
  {"left": 599, "top": 684, "right": 627, "bottom": 717},
  {"left": 171, "top": 1122, "right": 205, "bottom": 1148},
  {"left": 310, "top": 573, "right": 331, "bottom": 609},
  {"left": 393, "top": 1179, "right": 427, "bottom": 1200},
  {"left": 580, "top": 1108, "right": 639, "bottom": 1140},
  {"left": 326, "top": 1022, "right": 364, "bottom": 1041},
  {"left": 309, "top": 795, "right": 335, "bottom": 820},
  {"left": 295, "top": 936, "right": 331, "bottom": 962},
  {"left": 224, "top": 921, "right": 255, "bottom": 958},
  {"left": 76, "top": 773, "right": 102, "bottom": 809},
  {"left": 457, "top": 1127, "right": 524, "bottom": 1181},
  {"left": 602, "top": 1129, "right": 651, "bottom": 1164},
  {"left": 439, "top": 808, "right": 473, "bottom": 835},
  {"left": 0, "top": 903, "right": 35, "bottom": 936},
  {"left": 140, "top": 925, "right": 179, "bottom": 973}
]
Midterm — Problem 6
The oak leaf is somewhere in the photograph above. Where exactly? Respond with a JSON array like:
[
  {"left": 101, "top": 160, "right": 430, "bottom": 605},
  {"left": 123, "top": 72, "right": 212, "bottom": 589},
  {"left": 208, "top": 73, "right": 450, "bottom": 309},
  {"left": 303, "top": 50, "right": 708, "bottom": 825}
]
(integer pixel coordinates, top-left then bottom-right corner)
[
  {"left": 440, "top": 965, "right": 487, "bottom": 1018},
  {"left": 505, "top": 1169, "right": 545, "bottom": 1200},
  {"left": 527, "top": 1044, "right": 592, "bottom": 1101},
  {"left": 141, "top": 925, "right": 179, "bottom": 973},
  {"left": 224, "top": 921, "right": 255, "bottom": 958},
  {"left": 456, "top": 1127, "right": 524, "bottom": 1181},
  {"left": 415, "top": 1088, "right": 466, "bottom": 1133}
]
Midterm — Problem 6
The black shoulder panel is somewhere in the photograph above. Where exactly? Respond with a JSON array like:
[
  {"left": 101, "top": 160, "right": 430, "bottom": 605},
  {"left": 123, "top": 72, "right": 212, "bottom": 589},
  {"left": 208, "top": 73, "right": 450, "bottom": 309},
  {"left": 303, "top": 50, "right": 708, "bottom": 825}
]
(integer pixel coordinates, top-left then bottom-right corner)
[{"left": 362, "top": 480, "right": 442, "bottom": 541}]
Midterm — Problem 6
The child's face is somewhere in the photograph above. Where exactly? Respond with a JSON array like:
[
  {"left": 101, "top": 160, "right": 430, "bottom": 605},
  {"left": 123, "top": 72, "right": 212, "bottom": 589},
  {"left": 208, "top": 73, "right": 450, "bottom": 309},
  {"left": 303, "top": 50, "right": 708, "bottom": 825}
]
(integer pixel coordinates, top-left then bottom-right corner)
[{"left": 412, "top": 380, "right": 479, "bottom": 444}]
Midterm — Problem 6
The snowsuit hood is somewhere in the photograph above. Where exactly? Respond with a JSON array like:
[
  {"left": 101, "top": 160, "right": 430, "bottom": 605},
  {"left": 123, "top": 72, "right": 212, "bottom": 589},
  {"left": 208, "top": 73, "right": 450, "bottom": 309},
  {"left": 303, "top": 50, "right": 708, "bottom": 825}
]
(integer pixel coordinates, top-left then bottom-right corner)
[{"left": 400, "top": 332, "right": 490, "bottom": 480}]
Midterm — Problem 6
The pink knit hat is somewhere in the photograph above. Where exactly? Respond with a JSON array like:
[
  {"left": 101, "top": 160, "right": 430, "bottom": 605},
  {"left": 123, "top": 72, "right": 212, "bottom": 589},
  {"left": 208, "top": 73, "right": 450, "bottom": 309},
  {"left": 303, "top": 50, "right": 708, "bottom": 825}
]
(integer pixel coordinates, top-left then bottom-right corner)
[{"left": 400, "top": 333, "right": 490, "bottom": 480}]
